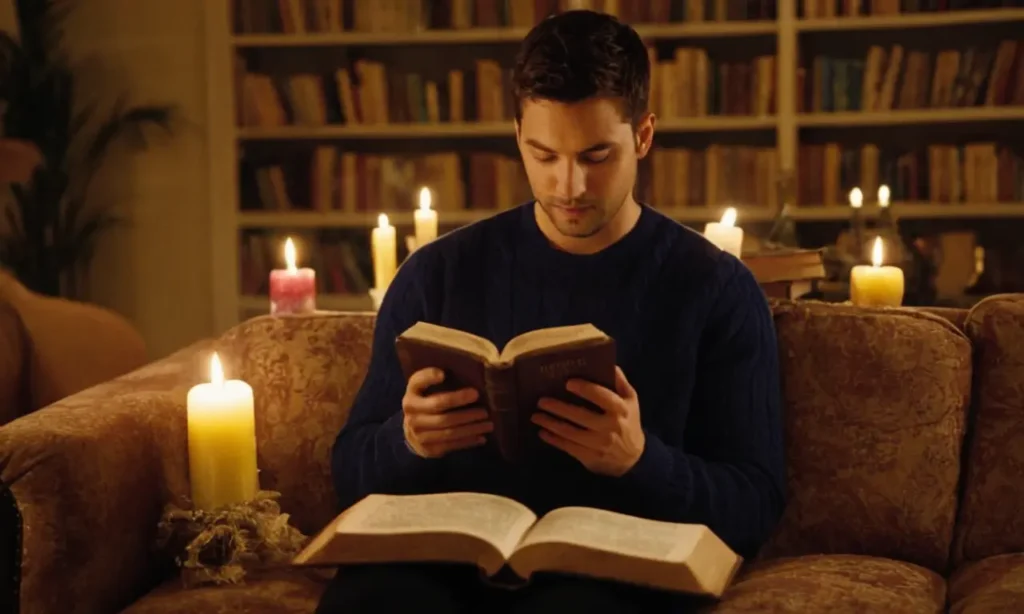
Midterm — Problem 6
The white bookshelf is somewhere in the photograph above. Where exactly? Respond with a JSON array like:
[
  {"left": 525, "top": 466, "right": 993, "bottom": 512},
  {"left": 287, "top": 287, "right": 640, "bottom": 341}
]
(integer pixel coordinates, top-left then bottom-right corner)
[{"left": 204, "top": 1, "right": 1024, "bottom": 333}]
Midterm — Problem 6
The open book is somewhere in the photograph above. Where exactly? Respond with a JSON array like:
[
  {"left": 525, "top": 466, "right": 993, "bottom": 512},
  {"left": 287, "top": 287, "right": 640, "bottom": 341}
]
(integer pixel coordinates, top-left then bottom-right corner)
[
  {"left": 293, "top": 492, "right": 742, "bottom": 598},
  {"left": 395, "top": 322, "right": 616, "bottom": 462}
]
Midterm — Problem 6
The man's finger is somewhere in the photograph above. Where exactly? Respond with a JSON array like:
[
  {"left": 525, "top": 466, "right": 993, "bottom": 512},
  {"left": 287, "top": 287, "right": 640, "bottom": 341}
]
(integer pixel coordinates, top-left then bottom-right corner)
[
  {"left": 408, "top": 367, "right": 445, "bottom": 394},
  {"left": 417, "top": 419, "right": 494, "bottom": 444},
  {"left": 429, "top": 435, "right": 488, "bottom": 456},
  {"left": 405, "top": 387, "right": 479, "bottom": 414},
  {"left": 536, "top": 397, "right": 605, "bottom": 430},
  {"left": 565, "top": 379, "right": 626, "bottom": 415},
  {"left": 532, "top": 412, "right": 601, "bottom": 449},
  {"left": 409, "top": 407, "right": 489, "bottom": 431}
]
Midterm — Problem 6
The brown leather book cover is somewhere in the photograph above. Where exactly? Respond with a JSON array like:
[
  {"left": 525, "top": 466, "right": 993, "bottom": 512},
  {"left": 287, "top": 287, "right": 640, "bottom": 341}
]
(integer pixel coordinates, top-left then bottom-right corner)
[{"left": 395, "top": 322, "right": 616, "bottom": 462}]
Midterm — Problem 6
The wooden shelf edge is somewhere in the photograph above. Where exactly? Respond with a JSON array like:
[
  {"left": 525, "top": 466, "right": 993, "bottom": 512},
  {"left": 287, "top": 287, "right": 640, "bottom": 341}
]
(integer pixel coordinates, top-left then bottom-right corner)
[
  {"left": 797, "top": 8, "right": 1024, "bottom": 32},
  {"left": 798, "top": 107, "right": 1024, "bottom": 127},
  {"left": 232, "top": 21, "right": 777, "bottom": 48},
  {"left": 788, "top": 203, "right": 1024, "bottom": 220}
]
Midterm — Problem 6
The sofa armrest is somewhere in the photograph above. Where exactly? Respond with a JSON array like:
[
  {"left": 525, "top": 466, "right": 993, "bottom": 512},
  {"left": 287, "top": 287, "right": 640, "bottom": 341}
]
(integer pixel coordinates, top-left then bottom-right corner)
[{"left": 0, "top": 340, "right": 212, "bottom": 614}]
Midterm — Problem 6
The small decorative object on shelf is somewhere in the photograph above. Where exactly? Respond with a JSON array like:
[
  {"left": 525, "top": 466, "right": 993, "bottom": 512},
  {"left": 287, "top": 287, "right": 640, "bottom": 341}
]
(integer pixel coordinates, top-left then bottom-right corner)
[
  {"left": 414, "top": 186, "right": 438, "bottom": 248},
  {"left": 186, "top": 353, "right": 259, "bottom": 511},
  {"left": 269, "top": 237, "right": 316, "bottom": 315},
  {"left": 850, "top": 236, "right": 905, "bottom": 307},
  {"left": 155, "top": 490, "right": 310, "bottom": 588},
  {"left": 703, "top": 207, "right": 744, "bottom": 258},
  {"left": 371, "top": 213, "right": 398, "bottom": 291}
]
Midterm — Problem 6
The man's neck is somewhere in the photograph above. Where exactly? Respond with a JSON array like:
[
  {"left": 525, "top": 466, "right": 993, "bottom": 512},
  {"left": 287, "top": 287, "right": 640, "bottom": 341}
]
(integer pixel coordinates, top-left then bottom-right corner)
[{"left": 534, "top": 196, "right": 643, "bottom": 255}]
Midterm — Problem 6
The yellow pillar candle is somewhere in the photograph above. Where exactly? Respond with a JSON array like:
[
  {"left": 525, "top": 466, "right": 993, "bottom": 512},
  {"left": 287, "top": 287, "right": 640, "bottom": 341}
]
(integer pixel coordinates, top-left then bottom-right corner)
[
  {"left": 414, "top": 186, "right": 438, "bottom": 248},
  {"left": 850, "top": 236, "right": 905, "bottom": 307},
  {"left": 186, "top": 353, "right": 258, "bottom": 510},
  {"left": 703, "top": 207, "right": 744, "bottom": 258},
  {"left": 371, "top": 213, "right": 397, "bottom": 290}
]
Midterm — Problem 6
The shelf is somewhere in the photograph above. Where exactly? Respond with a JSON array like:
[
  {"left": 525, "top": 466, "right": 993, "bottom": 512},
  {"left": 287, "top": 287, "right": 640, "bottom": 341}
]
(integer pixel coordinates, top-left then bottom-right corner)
[
  {"left": 239, "top": 293, "right": 374, "bottom": 312},
  {"left": 788, "top": 203, "right": 1024, "bottom": 220},
  {"left": 237, "top": 116, "right": 776, "bottom": 141},
  {"left": 238, "top": 206, "right": 778, "bottom": 229},
  {"left": 797, "top": 8, "right": 1024, "bottom": 32},
  {"left": 232, "top": 21, "right": 777, "bottom": 48},
  {"left": 798, "top": 107, "right": 1024, "bottom": 128}
]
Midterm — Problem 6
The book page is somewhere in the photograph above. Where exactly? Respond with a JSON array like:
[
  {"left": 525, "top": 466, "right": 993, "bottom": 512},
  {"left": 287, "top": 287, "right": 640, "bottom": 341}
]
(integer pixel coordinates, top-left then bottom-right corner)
[
  {"left": 338, "top": 492, "right": 538, "bottom": 561},
  {"left": 501, "top": 323, "right": 608, "bottom": 361},
  {"left": 515, "top": 507, "right": 702, "bottom": 562},
  {"left": 400, "top": 322, "right": 499, "bottom": 363}
]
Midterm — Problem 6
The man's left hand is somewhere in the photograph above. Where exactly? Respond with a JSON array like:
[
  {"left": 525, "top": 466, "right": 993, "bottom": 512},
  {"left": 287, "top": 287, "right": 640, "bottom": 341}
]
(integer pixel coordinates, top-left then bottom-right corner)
[{"left": 532, "top": 366, "right": 645, "bottom": 477}]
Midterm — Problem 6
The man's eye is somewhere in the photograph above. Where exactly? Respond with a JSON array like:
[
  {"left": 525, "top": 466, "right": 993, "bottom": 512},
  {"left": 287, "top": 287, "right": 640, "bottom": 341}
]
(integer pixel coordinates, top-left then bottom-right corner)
[
  {"left": 582, "top": 152, "right": 610, "bottom": 164},
  {"left": 534, "top": 154, "right": 557, "bottom": 163}
]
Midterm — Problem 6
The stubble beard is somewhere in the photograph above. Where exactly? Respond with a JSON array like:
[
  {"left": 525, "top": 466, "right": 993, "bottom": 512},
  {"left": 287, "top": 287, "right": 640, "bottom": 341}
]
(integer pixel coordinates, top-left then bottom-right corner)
[{"left": 538, "top": 195, "right": 627, "bottom": 239}]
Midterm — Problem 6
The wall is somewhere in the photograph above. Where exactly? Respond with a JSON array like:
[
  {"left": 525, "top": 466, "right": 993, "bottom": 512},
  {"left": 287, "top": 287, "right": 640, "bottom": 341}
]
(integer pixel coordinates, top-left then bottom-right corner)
[{"left": 60, "top": 0, "right": 214, "bottom": 359}]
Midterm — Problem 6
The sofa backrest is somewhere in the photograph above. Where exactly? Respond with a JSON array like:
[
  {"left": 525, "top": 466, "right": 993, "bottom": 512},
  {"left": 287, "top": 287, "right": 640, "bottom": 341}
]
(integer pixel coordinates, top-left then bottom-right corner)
[
  {"left": 952, "top": 294, "right": 1024, "bottom": 566},
  {"left": 759, "top": 301, "right": 972, "bottom": 573},
  {"left": 217, "top": 312, "right": 376, "bottom": 536}
]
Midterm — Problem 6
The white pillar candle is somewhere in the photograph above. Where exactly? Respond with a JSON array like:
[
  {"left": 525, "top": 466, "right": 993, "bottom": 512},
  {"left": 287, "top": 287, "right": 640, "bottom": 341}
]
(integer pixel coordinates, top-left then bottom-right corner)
[
  {"left": 703, "top": 207, "right": 744, "bottom": 258},
  {"left": 850, "top": 236, "right": 905, "bottom": 307},
  {"left": 371, "top": 213, "right": 397, "bottom": 291},
  {"left": 413, "top": 186, "right": 438, "bottom": 248}
]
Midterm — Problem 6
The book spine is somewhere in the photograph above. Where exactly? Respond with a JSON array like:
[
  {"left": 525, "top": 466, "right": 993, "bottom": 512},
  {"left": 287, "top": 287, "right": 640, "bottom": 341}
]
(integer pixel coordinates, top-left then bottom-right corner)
[{"left": 484, "top": 364, "right": 520, "bottom": 462}]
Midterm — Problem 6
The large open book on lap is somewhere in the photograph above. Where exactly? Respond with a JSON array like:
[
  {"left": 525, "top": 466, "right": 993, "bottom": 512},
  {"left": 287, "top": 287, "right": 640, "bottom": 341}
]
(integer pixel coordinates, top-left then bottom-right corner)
[
  {"left": 395, "top": 322, "right": 617, "bottom": 462},
  {"left": 293, "top": 492, "right": 742, "bottom": 598}
]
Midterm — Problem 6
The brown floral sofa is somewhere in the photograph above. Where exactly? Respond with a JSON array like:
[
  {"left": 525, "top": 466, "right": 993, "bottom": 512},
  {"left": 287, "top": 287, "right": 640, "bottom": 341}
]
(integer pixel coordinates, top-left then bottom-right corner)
[{"left": 1, "top": 295, "right": 1023, "bottom": 614}]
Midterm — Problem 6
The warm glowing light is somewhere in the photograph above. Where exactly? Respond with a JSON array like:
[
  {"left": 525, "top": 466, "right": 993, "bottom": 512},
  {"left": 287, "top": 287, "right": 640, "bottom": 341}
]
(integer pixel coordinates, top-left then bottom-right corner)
[
  {"left": 871, "top": 236, "right": 884, "bottom": 267},
  {"left": 878, "top": 185, "right": 890, "bottom": 208},
  {"left": 849, "top": 187, "right": 863, "bottom": 209},
  {"left": 210, "top": 353, "right": 224, "bottom": 386},
  {"left": 418, "top": 187, "right": 432, "bottom": 211},
  {"left": 378, "top": 213, "right": 390, "bottom": 228},
  {"left": 283, "top": 237, "right": 297, "bottom": 272},
  {"left": 720, "top": 207, "right": 737, "bottom": 227}
]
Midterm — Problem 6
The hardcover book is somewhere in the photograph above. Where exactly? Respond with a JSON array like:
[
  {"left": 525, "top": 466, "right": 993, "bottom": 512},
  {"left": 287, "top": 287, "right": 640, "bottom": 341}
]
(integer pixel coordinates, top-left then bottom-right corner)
[
  {"left": 395, "top": 322, "right": 616, "bottom": 462},
  {"left": 293, "top": 492, "right": 742, "bottom": 598}
]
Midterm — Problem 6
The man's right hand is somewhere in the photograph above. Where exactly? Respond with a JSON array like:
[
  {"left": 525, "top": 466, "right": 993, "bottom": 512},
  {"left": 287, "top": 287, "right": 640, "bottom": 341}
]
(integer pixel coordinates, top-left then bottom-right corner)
[{"left": 402, "top": 368, "right": 493, "bottom": 458}]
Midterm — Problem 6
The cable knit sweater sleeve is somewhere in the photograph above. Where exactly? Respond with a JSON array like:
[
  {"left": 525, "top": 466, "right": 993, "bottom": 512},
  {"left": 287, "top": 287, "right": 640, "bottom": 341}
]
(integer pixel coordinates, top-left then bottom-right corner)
[
  {"left": 330, "top": 251, "right": 445, "bottom": 511},
  {"left": 613, "top": 257, "right": 787, "bottom": 558}
]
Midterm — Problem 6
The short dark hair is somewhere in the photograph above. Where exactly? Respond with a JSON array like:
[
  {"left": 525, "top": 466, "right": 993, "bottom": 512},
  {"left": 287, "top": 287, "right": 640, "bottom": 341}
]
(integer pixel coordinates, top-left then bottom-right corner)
[{"left": 512, "top": 10, "right": 650, "bottom": 125}]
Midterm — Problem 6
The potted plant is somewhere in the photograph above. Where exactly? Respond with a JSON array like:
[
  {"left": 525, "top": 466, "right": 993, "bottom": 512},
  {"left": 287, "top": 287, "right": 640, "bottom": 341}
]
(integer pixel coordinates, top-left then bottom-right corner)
[{"left": 0, "top": 0, "right": 177, "bottom": 298}]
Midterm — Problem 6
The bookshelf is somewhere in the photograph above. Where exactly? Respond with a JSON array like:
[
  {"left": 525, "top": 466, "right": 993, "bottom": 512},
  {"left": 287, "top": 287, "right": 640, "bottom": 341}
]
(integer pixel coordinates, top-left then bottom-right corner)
[{"left": 204, "top": 1, "right": 1024, "bottom": 332}]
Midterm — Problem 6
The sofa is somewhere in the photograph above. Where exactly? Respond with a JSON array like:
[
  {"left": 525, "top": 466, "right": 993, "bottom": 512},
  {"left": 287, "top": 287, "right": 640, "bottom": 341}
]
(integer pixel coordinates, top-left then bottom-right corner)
[
  {"left": 1, "top": 295, "right": 1022, "bottom": 613},
  {"left": 0, "top": 269, "right": 148, "bottom": 426}
]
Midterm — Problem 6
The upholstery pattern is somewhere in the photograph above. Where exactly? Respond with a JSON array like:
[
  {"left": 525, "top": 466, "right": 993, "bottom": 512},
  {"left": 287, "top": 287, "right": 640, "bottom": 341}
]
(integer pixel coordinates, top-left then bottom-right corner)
[
  {"left": 760, "top": 301, "right": 972, "bottom": 572},
  {"left": 953, "top": 295, "right": 1024, "bottom": 564},
  {"left": 215, "top": 313, "right": 376, "bottom": 536},
  {"left": 120, "top": 570, "right": 331, "bottom": 614},
  {"left": 709, "top": 554, "right": 945, "bottom": 613},
  {"left": 949, "top": 553, "right": 1024, "bottom": 614}
]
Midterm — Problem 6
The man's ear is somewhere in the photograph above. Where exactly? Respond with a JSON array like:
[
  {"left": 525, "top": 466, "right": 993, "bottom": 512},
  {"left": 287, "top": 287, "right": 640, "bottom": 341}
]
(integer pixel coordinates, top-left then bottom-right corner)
[{"left": 634, "top": 112, "right": 656, "bottom": 160}]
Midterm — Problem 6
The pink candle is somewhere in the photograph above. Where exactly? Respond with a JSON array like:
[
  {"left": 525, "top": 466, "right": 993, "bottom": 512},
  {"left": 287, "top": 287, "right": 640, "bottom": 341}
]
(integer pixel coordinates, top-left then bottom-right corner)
[{"left": 269, "top": 238, "right": 316, "bottom": 315}]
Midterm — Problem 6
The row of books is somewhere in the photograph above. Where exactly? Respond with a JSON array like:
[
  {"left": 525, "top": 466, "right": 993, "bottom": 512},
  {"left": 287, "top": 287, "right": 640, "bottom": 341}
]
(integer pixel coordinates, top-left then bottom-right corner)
[
  {"left": 240, "top": 230, "right": 373, "bottom": 296},
  {"left": 241, "top": 144, "right": 781, "bottom": 213},
  {"left": 233, "top": 0, "right": 777, "bottom": 35},
  {"left": 801, "top": 0, "right": 1023, "bottom": 18},
  {"left": 238, "top": 49, "right": 776, "bottom": 127},
  {"left": 651, "top": 49, "right": 776, "bottom": 118},
  {"left": 799, "top": 40, "right": 1024, "bottom": 113},
  {"left": 798, "top": 141, "right": 1024, "bottom": 205}
]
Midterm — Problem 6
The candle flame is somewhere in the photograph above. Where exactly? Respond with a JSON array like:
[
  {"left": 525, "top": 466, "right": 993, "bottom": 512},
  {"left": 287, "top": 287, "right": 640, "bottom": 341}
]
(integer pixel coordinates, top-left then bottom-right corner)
[
  {"left": 210, "top": 352, "right": 224, "bottom": 385},
  {"left": 720, "top": 207, "right": 737, "bottom": 227},
  {"left": 283, "top": 237, "right": 297, "bottom": 272},
  {"left": 378, "top": 213, "right": 390, "bottom": 229},
  {"left": 878, "top": 185, "right": 891, "bottom": 208},
  {"left": 418, "top": 187, "right": 432, "bottom": 211},
  {"left": 871, "top": 236, "right": 884, "bottom": 267},
  {"left": 849, "top": 187, "right": 863, "bottom": 209}
]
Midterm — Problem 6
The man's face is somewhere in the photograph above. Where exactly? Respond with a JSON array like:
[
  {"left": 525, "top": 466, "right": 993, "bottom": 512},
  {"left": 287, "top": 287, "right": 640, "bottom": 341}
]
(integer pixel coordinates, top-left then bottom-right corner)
[{"left": 516, "top": 97, "right": 653, "bottom": 239}]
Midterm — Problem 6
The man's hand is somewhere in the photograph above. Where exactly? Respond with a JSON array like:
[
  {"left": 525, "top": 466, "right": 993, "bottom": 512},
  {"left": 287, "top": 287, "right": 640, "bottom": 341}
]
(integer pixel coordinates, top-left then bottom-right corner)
[
  {"left": 402, "top": 367, "right": 493, "bottom": 458},
  {"left": 531, "top": 366, "right": 645, "bottom": 477}
]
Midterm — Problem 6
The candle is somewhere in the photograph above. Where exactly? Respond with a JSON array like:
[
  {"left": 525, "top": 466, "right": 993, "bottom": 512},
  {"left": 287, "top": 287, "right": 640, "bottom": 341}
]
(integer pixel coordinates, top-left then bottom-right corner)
[
  {"left": 413, "top": 186, "right": 438, "bottom": 248},
  {"left": 371, "top": 213, "right": 397, "bottom": 290},
  {"left": 849, "top": 187, "right": 863, "bottom": 209},
  {"left": 878, "top": 185, "right": 890, "bottom": 208},
  {"left": 269, "top": 237, "right": 316, "bottom": 315},
  {"left": 703, "top": 207, "right": 743, "bottom": 258},
  {"left": 186, "top": 353, "right": 259, "bottom": 510},
  {"left": 850, "top": 236, "right": 904, "bottom": 307}
]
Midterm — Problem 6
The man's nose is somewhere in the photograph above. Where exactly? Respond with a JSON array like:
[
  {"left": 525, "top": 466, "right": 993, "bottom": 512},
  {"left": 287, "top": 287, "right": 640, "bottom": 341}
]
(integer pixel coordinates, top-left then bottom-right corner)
[{"left": 554, "top": 159, "right": 586, "bottom": 201}]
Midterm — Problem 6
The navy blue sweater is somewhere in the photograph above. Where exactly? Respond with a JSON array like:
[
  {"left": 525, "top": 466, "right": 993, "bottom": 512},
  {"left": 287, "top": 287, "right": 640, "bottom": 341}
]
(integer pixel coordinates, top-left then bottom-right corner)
[{"left": 331, "top": 202, "right": 786, "bottom": 558}]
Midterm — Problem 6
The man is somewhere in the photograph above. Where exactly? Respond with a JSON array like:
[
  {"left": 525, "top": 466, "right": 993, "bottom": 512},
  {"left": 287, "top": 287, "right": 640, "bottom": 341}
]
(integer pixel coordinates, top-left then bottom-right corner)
[{"left": 318, "top": 10, "right": 785, "bottom": 613}]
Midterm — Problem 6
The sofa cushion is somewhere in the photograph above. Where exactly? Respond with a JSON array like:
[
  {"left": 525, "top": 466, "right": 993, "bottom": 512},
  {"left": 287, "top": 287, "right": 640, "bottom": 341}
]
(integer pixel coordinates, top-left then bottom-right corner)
[
  {"left": 119, "top": 570, "right": 329, "bottom": 614},
  {"left": 216, "top": 313, "right": 376, "bottom": 536},
  {"left": 708, "top": 554, "right": 945, "bottom": 613},
  {"left": 948, "top": 553, "right": 1024, "bottom": 613},
  {"left": 760, "top": 301, "right": 972, "bottom": 572},
  {"left": 953, "top": 294, "right": 1024, "bottom": 564},
  {"left": 0, "top": 302, "right": 25, "bottom": 425}
]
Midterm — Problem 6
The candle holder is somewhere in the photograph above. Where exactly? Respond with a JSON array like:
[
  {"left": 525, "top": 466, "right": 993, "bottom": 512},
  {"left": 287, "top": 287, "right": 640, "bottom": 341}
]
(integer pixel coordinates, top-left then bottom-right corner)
[{"left": 369, "top": 287, "right": 386, "bottom": 311}]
